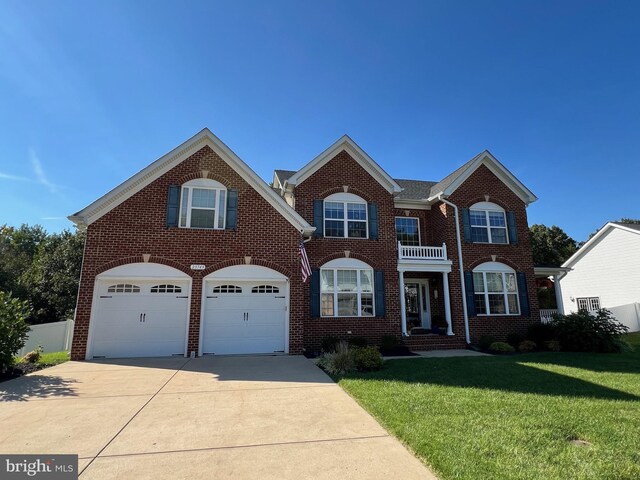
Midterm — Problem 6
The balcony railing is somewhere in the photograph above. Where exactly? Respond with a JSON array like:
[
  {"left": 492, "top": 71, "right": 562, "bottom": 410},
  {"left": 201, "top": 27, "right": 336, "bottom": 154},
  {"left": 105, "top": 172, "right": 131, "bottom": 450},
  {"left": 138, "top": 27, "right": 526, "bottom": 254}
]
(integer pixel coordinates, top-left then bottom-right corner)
[
  {"left": 398, "top": 242, "right": 448, "bottom": 261},
  {"left": 540, "top": 309, "right": 558, "bottom": 323}
]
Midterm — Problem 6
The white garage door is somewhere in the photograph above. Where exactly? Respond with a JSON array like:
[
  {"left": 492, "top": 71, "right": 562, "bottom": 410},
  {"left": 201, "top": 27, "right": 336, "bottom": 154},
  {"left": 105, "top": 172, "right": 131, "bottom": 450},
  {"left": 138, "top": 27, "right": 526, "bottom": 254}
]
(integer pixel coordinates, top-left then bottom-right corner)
[
  {"left": 203, "top": 281, "right": 287, "bottom": 355},
  {"left": 91, "top": 280, "right": 189, "bottom": 358}
]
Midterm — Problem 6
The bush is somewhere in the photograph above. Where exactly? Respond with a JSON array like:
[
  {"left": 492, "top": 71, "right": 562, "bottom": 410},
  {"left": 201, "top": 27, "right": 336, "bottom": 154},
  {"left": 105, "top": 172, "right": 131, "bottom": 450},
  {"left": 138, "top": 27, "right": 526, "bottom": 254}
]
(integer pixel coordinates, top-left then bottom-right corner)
[
  {"left": 319, "top": 341, "right": 355, "bottom": 375},
  {"left": 380, "top": 335, "right": 399, "bottom": 352},
  {"left": 321, "top": 335, "right": 340, "bottom": 353},
  {"left": 550, "top": 309, "right": 629, "bottom": 353},
  {"left": 489, "top": 342, "right": 516, "bottom": 354},
  {"left": 348, "top": 336, "right": 368, "bottom": 348},
  {"left": 352, "top": 346, "right": 383, "bottom": 371},
  {"left": 0, "top": 291, "right": 31, "bottom": 372},
  {"left": 506, "top": 332, "right": 526, "bottom": 348},
  {"left": 527, "top": 323, "right": 557, "bottom": 345},
  {"left": 478, "top": 335, "right": 497, "bottom": 351},
  {"left": 22, "top": 345, "right": 43, "bottom": 364},
  {"left": 545, "top": 340, "right": 561, "bottom": 352},
  {"left": 518, "top": 340, "right": 537, "bottom": 352}
]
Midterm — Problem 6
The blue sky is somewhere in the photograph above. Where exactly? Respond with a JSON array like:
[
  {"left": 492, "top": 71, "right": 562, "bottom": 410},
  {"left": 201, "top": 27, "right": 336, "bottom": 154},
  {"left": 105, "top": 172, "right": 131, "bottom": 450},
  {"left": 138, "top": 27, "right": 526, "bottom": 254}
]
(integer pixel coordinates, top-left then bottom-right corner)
[{"left": 0, "top": 0, "right": 638, "bottom": 242}]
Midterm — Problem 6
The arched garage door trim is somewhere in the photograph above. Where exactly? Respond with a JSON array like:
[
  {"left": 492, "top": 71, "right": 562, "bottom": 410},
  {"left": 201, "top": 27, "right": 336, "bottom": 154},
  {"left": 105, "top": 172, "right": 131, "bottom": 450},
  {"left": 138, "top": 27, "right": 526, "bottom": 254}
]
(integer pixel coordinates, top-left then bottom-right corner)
[{"left": 87, "top": 263, "right": 192, "bottom": 359}]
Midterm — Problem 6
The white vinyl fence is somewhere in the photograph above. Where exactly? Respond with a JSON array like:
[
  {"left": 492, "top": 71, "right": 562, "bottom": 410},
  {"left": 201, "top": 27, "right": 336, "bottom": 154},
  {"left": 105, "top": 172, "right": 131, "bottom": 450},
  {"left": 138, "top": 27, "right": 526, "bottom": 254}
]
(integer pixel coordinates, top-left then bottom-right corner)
[
  {"left": 607, "top": 303, "right": 640, "bottom": 333},
  {"left": 18, "top": 319, "right": 75, "bottom": 357}
]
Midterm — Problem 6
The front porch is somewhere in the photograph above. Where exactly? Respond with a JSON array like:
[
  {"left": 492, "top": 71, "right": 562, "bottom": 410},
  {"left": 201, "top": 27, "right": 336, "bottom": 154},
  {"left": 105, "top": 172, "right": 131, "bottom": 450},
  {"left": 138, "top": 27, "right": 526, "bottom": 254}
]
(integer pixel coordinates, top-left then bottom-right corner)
[{"left": 398, "top": 242, "right": 458, "bottom": 347}]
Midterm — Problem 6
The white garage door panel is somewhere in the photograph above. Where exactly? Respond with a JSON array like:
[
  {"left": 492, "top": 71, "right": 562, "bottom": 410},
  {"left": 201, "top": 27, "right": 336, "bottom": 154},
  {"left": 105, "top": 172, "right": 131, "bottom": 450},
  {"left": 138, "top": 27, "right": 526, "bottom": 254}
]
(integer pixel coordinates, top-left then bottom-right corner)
[
  {"left": 91, "top": 280, "right": 189, "bottom": 358},
  {"left": 203, "top": 280, "right": 287, "bottom": 355}
]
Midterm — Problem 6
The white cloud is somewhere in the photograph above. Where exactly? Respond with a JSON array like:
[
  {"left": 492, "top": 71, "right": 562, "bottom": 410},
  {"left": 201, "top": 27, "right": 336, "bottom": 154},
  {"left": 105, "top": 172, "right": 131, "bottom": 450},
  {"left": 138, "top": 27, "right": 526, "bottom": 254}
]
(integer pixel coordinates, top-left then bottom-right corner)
[
  {"left": 40, "top": 216, "right": 66, "bottom": 220},
  {"left": 0, "top": 172, "right": 31, "bottom": 182},
  {"left": 29, "top": 148, "right": 58, "bottom": 193}
]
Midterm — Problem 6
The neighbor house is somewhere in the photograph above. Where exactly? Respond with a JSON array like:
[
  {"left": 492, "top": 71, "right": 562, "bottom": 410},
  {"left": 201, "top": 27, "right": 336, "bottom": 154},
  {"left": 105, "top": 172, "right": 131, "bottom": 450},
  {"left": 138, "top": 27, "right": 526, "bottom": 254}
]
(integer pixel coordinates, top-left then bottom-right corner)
[
  {"left": 69, "top": 128, "right": 540, "bottom": 360},
  {"left": 558, "top": 222, "right": 640, "bottom": 332}
]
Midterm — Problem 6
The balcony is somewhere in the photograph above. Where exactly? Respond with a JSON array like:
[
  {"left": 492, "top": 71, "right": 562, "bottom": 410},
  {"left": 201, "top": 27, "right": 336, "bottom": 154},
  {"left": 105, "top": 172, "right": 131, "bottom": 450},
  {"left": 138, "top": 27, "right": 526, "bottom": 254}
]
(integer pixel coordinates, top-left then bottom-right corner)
[
  {"left": 540, "top": 309, "right": 558, "bottom": 323},
  {"left": 397, "top": 242, "right": 452, "bottom": 272}
]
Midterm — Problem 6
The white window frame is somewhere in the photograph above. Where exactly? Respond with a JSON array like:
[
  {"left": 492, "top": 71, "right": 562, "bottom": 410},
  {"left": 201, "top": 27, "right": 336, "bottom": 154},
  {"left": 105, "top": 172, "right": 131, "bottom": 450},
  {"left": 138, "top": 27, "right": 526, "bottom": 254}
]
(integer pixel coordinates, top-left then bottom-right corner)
[
  {"left": 323, "top": 193, "right": 368, "bottom": 239},
  {"left": 395, "top": 216, "right": 421, "bottom": 246},
  {"left": 469, "top": 202, "right": 508, "bottom": 244},
  {"left": 577, "top": 297, "right": 600, "bottom": 312},
  {"left": 473, "top": 262, "right": 520, "bottom": 316},
  {"left": 320, "top": 258, "right": 374, "bottom": 318},
  {"left": 179, "top": 179, "right": 227, "bottom": 230}
]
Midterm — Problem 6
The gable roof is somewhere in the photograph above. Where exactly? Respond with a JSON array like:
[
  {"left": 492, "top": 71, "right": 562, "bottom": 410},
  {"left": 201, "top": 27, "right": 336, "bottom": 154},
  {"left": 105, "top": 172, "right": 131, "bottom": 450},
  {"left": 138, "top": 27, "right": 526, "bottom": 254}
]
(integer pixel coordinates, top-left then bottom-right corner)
[
  {"left": 69, "top": 128, "right": 315, "bottom": 235},
  {"left": 394, "top": 179, "right": 438, "bottom": 200},
  {"left": 427, "top": 150, "right": 538, "bottom": 205},
  {"left": 562, "top": 222, "right": 640, "bottom": 269},
  {"left": 284, "top": 135, "right": 403, "bottom": 194}
]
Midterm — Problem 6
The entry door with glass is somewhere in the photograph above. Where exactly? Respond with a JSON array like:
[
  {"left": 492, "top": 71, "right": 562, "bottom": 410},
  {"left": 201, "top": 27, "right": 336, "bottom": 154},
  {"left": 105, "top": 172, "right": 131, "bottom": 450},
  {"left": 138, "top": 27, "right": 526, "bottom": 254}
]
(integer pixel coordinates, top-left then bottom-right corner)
[{"left": 404, "top": 282, "right": 431, "bottom": 332}]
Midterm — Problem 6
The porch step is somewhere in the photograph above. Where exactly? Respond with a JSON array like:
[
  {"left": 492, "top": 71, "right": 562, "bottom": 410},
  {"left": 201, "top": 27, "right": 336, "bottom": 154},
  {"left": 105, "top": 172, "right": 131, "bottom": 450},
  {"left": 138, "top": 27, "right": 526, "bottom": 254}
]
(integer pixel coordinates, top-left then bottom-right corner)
[{"left": 403, "top": 334, "right": 467, "bottom": 351}]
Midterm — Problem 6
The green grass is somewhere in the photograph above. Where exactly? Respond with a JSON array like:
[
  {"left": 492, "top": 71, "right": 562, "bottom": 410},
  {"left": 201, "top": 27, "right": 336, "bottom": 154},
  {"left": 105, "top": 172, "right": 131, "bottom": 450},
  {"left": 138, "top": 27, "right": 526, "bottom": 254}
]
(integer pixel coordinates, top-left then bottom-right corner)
[
  {"left": 335, "top": 333, "right": 640, "bottom": 480},
  {"left": 36, "top": 351, "right": 70, "bottom": 366}
]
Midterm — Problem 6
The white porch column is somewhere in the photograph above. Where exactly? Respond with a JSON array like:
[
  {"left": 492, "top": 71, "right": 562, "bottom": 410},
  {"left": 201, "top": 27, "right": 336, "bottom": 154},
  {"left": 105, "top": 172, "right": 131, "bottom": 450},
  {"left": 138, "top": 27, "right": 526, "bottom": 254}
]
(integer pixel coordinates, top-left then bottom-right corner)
[
  {"left": 399, "top": 270, "right": 407, "bottom": 336},
  {"left": 553, "top": 274, "right": 565, "bottom": 314},
  {"left": 442, "top": 271, "right": 453, "bottom": 335}
]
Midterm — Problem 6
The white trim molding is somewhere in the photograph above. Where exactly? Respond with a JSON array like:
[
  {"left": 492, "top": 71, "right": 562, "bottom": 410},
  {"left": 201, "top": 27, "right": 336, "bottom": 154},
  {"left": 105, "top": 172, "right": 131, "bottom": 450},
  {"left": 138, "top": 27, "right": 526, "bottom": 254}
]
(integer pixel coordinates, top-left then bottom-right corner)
[
  {"left": 562, "top": 222, "right": 640, "bottom": 269},
  {"left": 68, "top": 128, "right": 315, "bottom": 236}
]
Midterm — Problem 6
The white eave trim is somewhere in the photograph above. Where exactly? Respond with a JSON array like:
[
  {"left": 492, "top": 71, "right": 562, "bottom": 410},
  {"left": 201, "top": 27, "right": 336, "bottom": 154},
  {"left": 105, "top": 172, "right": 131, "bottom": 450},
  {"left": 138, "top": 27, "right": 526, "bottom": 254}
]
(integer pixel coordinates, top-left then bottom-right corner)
[
  {"left": 285, "top": 135, "right": 403, "bottom": 194},
  {"left": 68, "top": 128, "right": 315, "bottom": 236},
  {"left": 393, "top": 199, "right": 432, "bottom": 210},
  {"left": 427, "top": 151, "right": 538, "bottom": 205},
  {"left": 562, "top": 222, "right": 640, "bottom": 269},
  {"left": 533, "top": 266, "right": 571, "bottom": 277}
]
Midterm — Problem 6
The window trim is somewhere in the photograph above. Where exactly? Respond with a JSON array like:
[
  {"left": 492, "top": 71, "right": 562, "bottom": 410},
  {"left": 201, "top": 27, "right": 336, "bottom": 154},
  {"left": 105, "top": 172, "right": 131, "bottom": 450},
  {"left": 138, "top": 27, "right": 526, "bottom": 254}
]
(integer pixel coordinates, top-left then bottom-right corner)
[
  {"left": 395, "top": 216, "right": 421, "bottom": 246},
  {"left": 472, "top": 262, "right": 520, "bottom": 316},
  {"left": 179, "top": 179, "right": 227, "bottom": 230},
  {"left": 576, "top": 296, "right": 600, "bottom": 312},
  {"left": 323, "top": 193, "right": 368, "bottom": 239},
  {"left": 319, "top": 258, "right": 375, "bottom": 318},
  {"left": 469, "top": 202, "right": 508, "bottom": 244}
]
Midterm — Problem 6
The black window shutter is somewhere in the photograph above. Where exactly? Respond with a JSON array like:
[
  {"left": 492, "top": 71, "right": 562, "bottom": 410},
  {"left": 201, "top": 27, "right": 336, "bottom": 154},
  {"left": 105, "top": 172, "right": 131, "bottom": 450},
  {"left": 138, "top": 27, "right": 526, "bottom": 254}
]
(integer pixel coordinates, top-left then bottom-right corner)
[
  {"left": 166, "top": 185, "right": 181, "bottom": 228},
  {"left": 464, "top": 271, "right": 476, "bottom": 317},
  {"left": 313, "top": 200, "right": 324, "bottom": 237},
  {"left": 507, "top": 211, "right": 518, "bottom": 245},
  {"left": 374, "top": 270, "right": 385, "bottom": 316},
  {"left": 368, "top": 203, "right": 379, "bottom": 240},
  {"left": 516, "top": 272, "right": 530, "bottom": 316},
  {"left": 462, "top": 208, "right": 472, "bottom": 243},
  {"left": 310, "top": 268, "right": 320, "bottom": 317},
  {"left": 226, "top": 189, "right": 238, "bottom": 230}
]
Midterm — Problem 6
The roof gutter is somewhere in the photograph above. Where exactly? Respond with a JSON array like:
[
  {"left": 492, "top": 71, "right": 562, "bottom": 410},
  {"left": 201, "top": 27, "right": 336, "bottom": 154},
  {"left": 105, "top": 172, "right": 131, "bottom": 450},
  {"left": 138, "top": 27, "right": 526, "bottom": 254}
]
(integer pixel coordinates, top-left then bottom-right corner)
[{"left": 438, "top": 195, "right": 471, "bottom": 345}]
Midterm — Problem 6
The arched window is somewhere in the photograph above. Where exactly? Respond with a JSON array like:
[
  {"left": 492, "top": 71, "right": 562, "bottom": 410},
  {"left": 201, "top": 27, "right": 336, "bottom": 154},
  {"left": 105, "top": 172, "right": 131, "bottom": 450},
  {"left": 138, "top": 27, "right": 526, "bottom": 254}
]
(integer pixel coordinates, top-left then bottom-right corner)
[
  {"left": 473, "top": 262, "right": 519, "bottom": 315},
  {"left": 320, "top": 258, "right": 374, "bottom": 317},
  {"left": 107, "top": 284, "right": 141, "bottom": 293},
  {"left": 251, "top": 285, "right": 280, "bottom": 294},
  {"left": 323, "top": 193, "right": 368, "bottom": 239},
  {"left": 469, "top": 202, "right": 508, "bottom": 244},
  {"left": 212, "top": 285, "right": 242, "bottom": 294},
  {"left": 180, "top": 179, "right": 227, "bottom": 229},
  {"left": 150, "top": 284, "right": 182, "bottom": 293}
]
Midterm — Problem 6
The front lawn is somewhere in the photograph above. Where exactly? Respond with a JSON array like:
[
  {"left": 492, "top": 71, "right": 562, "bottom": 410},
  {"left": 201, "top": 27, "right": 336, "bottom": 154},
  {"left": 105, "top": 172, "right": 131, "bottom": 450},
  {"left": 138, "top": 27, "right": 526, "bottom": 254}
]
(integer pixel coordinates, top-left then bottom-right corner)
[
  {"left": 335, "top": 333, "right": 640, "bottom": 480},
  {"left": 1, "top": 351, "right": 70, "bottom": 382}
]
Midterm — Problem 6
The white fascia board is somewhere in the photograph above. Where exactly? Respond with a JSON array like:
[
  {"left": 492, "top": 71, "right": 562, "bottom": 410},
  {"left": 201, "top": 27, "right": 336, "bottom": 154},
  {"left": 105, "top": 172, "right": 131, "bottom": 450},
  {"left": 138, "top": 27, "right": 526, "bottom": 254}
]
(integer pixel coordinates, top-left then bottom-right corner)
[
  {"left": 561, "top": 222, "right": 640, "bottom": 268},
  {"left": 394, "top": 199, "right": 432, "bottom": 210},
  {"left": 533, "top": 266, "right": 572, "bottom": 277},
  {"left": 286, "top": 135, "right": 403, "bottom": 194},
  {"left": 68, "top": 128, "right": 315, "bottom": 236}
]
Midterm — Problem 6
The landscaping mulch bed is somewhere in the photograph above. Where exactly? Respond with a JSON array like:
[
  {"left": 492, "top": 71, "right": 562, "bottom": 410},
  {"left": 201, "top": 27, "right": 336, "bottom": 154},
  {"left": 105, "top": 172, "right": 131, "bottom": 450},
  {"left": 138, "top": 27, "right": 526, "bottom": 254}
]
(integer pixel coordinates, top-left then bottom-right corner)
[{"left": 0, "top": 363, "right": 52, "bottom": 383}]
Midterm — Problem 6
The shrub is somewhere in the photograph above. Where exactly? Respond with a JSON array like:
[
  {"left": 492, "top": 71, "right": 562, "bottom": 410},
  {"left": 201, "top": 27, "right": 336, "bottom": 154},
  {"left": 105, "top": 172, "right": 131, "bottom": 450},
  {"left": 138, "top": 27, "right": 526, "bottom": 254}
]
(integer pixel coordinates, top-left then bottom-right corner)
[
  {"left": 348, "top": 336, "right": 368, "bottom": 348},
  {"left": 518, "top": 340, "right": 537, "bottom": 352},
  {"left": 489, "top": 342, "right": 515, "bottom": 354},
  {"left": 22, "top": 345, "right": 43, "bottom": 364},
  {"left": 321, "top": 335, "right": 340, "bottom": 353},
  {"left": 478, "top": 335, "right": 497, "bottom": 351},
  {"left": 0, "top": 291, "right": 31, "bottom": 372},
  {"left": 527, "top": 323, "right": 557, "bottom": 345},
  {"left": 545, "top": 340, "right": 561, "bottom": 352},
  {"left": 550, "top": 309, "right": 629, "bottom": 353},
  {"left": 352, "top": 346, "right": 383, "bottom": 371},
  {"left": 319, "top": 341, "right": 355, "bottom": 375},
  {"left": 380, "top": 335, "right": 399, "bottom": 352},
  {"left": 506, "top": 332, "right": 526, "bottom": 348}
]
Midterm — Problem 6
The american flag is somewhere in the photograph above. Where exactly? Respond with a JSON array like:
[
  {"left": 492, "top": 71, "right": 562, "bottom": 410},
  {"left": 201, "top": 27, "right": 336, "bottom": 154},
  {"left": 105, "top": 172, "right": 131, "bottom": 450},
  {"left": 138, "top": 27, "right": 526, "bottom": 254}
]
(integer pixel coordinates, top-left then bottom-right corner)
[{"left": 298, "top": 240, "right": 312, "bottom": 283}]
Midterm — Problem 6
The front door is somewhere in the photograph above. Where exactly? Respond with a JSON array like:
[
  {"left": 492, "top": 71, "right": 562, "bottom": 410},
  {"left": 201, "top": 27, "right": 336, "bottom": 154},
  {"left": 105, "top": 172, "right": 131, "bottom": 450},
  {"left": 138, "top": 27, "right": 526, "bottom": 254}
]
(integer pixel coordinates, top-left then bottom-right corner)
[{"left": 404, "top": 282, "right": 431, "bottom": 332}]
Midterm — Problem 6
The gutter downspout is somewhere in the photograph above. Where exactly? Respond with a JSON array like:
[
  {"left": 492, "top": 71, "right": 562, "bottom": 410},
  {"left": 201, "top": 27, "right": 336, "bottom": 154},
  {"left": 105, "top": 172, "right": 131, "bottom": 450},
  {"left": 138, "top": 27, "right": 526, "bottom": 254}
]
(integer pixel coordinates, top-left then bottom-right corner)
[{"left": 438, "top": 195, "right": 471, "bottom": 344}]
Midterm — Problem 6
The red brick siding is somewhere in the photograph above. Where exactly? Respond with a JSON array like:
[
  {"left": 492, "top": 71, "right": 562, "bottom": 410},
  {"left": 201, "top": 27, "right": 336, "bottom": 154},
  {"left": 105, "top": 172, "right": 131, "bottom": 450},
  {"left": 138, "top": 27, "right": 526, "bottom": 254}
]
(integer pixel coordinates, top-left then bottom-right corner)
[{"left": 72, "top": 145, "right": 304, "bottom": 360}]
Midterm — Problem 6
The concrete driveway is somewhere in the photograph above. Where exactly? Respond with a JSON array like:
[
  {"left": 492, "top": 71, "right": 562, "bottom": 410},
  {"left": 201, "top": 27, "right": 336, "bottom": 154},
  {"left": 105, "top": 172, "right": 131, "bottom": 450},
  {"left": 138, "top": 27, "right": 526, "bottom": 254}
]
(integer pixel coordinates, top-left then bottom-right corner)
[{"left": 0, "top": 356, "right": 435, "bottom": 479}]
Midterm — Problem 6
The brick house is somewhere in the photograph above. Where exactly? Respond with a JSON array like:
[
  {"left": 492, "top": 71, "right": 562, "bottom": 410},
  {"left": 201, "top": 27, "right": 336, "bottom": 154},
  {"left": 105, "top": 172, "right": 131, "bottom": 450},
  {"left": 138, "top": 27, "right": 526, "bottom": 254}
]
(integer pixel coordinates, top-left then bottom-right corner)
[{"left": 69, "top": 128, "right": 539, "bottom": 360}]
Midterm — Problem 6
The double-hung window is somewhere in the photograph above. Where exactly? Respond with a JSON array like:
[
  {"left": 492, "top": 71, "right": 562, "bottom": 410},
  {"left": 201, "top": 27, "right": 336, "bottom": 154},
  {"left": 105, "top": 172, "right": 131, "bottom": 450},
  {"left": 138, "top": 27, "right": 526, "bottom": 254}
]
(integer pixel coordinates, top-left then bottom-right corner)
[
  {"left": 395, "top": 217, "right": 420, "bottom": 246},
  {"left": 320, "top": 266, "right": 374, "bottom": 317},
  {"left": 577, "top": 297, "right": 600, "bottom": 312},
  {"left": 469, "top": 202, "right": 508, "bottom": 244},
  {"left": 473, "top": 264, "right": 520, "bottom": 315},
  {"left": 179, "top": 179, "right": 227, "bottom": 229},
  {"left": 323, "top": 193, "right": 368, "bottom": 238}
]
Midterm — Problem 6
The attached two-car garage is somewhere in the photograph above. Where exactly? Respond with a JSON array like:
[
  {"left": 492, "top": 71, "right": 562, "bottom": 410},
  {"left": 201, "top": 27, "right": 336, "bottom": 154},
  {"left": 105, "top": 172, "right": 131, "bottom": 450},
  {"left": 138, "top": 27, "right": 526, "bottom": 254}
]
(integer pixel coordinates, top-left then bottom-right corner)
[{"left": 87, "top": 263, "right": 288, "bottom": 359}]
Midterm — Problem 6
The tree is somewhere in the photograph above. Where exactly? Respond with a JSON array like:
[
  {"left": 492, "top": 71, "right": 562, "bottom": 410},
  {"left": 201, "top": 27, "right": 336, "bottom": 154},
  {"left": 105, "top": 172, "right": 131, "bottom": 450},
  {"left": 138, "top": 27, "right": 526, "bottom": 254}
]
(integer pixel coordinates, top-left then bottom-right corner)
[
  {"left": 0, "top": 291, "right": 31, "bottom": 372},
  {"left": 529, "top": 224, "right": 578, "bottom": 266},
  {"left": 581, "top": 218, "right": 640, "bottom": 246}
]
